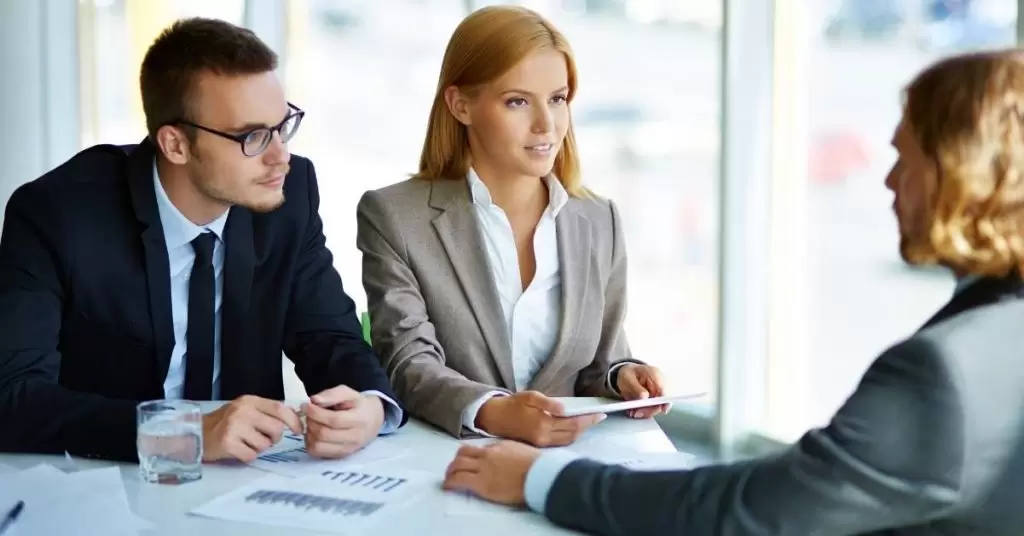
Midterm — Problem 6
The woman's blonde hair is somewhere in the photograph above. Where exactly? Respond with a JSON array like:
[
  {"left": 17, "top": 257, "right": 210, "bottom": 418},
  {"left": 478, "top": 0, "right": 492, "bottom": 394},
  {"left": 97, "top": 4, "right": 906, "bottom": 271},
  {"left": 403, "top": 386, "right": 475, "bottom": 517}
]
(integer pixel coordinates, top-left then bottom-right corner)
[
  {"left": 415, "top": 5, "right": 585, "bottom": 196},
  {"left": 901, "top": 49, "right": 1024, "bottom": 278}
]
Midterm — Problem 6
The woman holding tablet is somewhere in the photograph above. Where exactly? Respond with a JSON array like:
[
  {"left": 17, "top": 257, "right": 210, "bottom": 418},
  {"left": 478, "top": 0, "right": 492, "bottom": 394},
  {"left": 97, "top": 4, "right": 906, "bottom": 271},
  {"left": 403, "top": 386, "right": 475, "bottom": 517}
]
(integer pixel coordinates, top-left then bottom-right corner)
[{"left": 356, "top": 5, "right": 667, "bottom": 445}]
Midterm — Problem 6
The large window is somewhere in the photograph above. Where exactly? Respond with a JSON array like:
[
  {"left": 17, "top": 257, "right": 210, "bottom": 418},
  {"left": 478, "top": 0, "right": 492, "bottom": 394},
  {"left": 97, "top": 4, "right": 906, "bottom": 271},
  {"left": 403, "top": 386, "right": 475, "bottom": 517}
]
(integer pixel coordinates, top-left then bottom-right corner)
[
  {"left": 761, "top": 0, "right": 1019, "bottom": 442},
  {"left": 284, "top": 0, "right": 468, "bottom": 312},
  {"left": 79, "top": 0, "right": 246, "bottom": 147}
]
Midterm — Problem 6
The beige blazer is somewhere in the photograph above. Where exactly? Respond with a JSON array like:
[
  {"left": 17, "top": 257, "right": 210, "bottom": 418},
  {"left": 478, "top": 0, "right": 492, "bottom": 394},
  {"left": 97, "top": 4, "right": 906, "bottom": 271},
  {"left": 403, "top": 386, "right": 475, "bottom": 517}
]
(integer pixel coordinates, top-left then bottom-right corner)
[{"left": 356, "top": 177, "right": 635, "bottom": 436}]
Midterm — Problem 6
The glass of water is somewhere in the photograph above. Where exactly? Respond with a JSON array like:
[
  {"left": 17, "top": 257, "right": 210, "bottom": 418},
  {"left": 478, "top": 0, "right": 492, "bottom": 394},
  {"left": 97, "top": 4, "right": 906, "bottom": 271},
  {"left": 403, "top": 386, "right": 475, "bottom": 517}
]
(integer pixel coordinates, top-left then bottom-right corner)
[{"left": 136, "top": 400, "right": 203, "bottom": 484}]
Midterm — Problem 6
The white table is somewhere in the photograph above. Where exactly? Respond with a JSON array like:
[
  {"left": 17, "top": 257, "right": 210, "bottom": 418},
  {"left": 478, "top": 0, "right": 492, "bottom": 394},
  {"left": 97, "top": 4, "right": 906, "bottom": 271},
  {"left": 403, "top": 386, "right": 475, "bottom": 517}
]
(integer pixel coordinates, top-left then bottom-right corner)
[{"left": 0, "top": 414, "right": 679, "bottom": 535}]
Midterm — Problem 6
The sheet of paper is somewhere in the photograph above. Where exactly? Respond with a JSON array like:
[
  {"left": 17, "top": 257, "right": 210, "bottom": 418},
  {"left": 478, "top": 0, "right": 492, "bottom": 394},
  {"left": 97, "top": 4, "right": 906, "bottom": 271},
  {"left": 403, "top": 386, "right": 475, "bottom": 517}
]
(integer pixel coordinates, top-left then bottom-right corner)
[
  {"left": 0, "top": 462, "right": 15, "bottom": 475},
  {"left": 555, "top": 393, "right": 706, "bottom": 417},
  {"left": 566, "top": 432, "right": 651, "bottom": 455},
  {"left": 564, "top": 435, "right": 703, "bottom": 471},
  {"left": 612, "top": 451, "right": 702, "bottom": 471},
  {"left": 571, "top": 444, "right": 704, "bottom": 471},
  {"left": 192, "top": 467, "right": 432, "bottom": 534},
  {"left": 0, "top": 464, "right": 140, "bottom": 536},
  {"left": 249, "top": 432, "right": 408, "bottom": 478},
  {"left": 65, "top": 467, "right": 156, "bottom": 530}
]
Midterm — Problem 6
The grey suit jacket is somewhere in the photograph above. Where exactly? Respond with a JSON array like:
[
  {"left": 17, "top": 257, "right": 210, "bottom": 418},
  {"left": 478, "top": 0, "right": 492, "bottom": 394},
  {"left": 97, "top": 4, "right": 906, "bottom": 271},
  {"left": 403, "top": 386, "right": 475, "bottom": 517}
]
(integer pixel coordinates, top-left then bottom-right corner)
[
  {"left": 545, "top": 275, "right": 1024, "bottom": 535},
  {"left": 356, "top": 177, "right": 635, "bottom": 437}
]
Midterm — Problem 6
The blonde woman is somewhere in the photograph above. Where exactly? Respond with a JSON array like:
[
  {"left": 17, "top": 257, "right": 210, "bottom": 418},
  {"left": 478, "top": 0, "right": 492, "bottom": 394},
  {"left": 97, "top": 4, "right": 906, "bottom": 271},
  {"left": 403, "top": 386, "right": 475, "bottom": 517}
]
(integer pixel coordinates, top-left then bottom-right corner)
[
  {"left": 444, "top": 49, "right": 1024, "bottom": 535},
  {"left": 356, "top": 5, "right": 667, "bottom": 443}
]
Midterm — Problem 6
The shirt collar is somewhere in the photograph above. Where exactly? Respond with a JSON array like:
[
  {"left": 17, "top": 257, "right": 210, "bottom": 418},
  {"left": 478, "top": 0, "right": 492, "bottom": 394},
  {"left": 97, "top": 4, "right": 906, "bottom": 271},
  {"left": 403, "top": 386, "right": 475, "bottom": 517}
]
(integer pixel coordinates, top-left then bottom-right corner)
[
  {"left": 152, "top": 159, "right": 228, "bottom": 249},
  {"left": 466, "top": 167, "right": 569, "bottom": 217}
]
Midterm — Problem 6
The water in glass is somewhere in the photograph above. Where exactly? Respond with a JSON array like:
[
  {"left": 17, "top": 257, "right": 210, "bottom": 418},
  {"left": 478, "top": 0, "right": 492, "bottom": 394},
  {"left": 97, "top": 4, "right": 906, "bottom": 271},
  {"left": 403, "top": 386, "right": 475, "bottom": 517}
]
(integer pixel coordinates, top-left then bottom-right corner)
[{"left": 136, "top": 400, "right": 203, "bottom": 484}]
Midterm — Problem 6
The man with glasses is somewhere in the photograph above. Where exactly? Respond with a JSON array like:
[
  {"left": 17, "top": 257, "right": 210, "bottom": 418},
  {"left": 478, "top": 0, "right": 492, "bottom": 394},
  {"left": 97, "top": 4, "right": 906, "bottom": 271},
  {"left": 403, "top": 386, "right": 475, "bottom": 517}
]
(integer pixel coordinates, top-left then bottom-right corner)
[{"left": 0, "top": 18, "right": 406, "bottom": 462}]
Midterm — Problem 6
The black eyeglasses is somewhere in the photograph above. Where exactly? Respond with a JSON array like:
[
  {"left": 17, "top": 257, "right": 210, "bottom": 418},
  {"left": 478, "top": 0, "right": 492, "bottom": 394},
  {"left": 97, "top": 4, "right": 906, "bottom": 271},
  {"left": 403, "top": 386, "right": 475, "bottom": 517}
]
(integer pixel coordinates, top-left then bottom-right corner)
[{"left": 173, "top": 102, "right": 305, "bottom": 157}]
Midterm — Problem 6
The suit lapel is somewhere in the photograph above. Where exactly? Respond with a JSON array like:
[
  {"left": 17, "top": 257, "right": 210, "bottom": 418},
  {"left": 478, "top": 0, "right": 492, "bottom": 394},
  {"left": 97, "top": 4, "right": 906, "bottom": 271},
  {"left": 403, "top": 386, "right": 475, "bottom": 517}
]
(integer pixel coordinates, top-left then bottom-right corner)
[
  {"left": 429, "top": 179, "right": 516, "bottom": 390},
  {"left": 219, "top": 207, "right": 255, "bottom": 399},
  {"left": 126, "top": 140, "right": 176, "bottom": 387},
  {"left": 528, "top": 202, "right": 591, "bottom": 391},
  {"left": 920, "top": 273, "right": 1024, "bottom": 330}
]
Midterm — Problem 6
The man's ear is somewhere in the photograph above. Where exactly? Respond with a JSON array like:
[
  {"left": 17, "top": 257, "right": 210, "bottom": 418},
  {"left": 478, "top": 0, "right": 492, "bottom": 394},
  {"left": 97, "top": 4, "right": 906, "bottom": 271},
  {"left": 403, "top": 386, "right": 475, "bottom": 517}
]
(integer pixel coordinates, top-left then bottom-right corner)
[{"left": 154, "top": 125, "right": 193, "bottom": 165}]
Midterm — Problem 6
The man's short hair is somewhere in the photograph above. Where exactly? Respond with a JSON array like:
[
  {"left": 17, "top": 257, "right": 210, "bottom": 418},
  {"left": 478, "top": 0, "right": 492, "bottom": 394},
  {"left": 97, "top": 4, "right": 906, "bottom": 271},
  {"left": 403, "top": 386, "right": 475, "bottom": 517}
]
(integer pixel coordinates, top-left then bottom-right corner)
[{"left": 139, "top": 17, "right": 278, "bottom": 141}]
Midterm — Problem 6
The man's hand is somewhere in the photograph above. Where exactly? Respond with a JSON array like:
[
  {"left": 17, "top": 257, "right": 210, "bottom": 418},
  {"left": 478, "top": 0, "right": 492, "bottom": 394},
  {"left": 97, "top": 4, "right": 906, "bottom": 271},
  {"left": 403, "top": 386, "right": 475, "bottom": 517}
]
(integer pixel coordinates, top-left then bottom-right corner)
[
  {"left": 476, "top": 391, "right": 605, "bottom": 447},
  {"left": 302, "top": 385, "right": 385, "bottom": 459},
  {"left": 442, "top": 440, "right": 542, "bottom": 507},
  {"left": 616, "top": 364, "right": 669, "bottom": 419},
  {"left": 202, "top": 395, "right": 303, "bottom": 462}
]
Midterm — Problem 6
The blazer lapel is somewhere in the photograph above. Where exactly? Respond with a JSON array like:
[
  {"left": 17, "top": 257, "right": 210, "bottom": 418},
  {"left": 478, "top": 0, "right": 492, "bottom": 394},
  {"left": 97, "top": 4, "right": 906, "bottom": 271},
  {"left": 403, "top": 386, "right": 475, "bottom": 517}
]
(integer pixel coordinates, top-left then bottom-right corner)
[
  {"left": 219, "top": 207, "right": 255, "bottom": 400},
  {"left": 429, "top": 179, "right": 516, "bottom": 390},
  {"left": 529, "top": 202, "right": 591, "bottom": 392},
  {"left": 920, "top": 273, "right": 1024, "bottom": 330},
  {"left": 126, "top": 139, "right": 176, "bottom": 387}
]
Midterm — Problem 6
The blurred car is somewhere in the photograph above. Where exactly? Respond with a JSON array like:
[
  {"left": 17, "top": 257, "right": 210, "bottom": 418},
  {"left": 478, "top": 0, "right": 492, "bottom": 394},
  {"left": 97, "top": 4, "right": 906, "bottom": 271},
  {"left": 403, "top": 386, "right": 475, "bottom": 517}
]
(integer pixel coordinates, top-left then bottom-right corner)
[
  {"left": 824, "top": 0, "right": 906, "bottom": 41},
  {"left": 916, "top": 0, "right": 1015, "bottom": 51},
  {"left": 311, "top": 0, "right": 366, "bottom": 31},
  {"left": 573, "top": 102, "right": 719, "bottom": 171},
  {"left": 811, "top": 131, "right": 870, "bottom": 186}
]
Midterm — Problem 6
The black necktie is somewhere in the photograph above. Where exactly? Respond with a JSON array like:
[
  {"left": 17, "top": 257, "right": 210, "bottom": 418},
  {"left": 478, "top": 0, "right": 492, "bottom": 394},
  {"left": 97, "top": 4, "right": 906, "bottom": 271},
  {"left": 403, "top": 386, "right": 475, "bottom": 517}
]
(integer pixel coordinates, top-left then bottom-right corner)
[{"left": 184, "top": 232, "right": 216, "bottom": 400}]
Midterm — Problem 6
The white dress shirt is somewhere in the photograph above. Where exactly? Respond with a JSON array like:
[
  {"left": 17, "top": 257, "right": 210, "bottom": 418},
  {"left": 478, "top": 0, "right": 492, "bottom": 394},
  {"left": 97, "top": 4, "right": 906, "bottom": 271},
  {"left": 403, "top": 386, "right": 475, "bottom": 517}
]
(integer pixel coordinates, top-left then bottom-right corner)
[
  {"left": 460, "top": 169, "right": 625, "bottom": 434},
  {"left": 154, "top": 164, "right": 228, "bottom": 399},
  {"left": 153, "top": 162, "right": 402, "bottom": 433}
]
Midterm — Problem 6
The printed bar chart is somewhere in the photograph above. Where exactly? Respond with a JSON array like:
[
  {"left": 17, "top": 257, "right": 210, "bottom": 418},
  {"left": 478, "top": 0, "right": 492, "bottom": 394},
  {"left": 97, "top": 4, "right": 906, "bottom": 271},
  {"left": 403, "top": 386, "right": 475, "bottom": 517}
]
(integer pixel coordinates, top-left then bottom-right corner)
[
  {"left": 191, "top": 469, "right": 434, "bottom": 533},
  {"left": 320, "top": 470, "right": 407, "bottom": 492},
  {"left": 243, "top": 489, "right": 384, "bottom": 517}
]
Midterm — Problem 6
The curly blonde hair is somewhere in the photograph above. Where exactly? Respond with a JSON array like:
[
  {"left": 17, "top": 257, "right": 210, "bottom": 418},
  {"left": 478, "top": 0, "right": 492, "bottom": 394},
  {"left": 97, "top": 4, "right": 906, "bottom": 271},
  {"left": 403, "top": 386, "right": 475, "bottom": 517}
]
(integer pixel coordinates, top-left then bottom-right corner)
[{"left": 901, "top": 49, "right": 1024, "bottom": 277}]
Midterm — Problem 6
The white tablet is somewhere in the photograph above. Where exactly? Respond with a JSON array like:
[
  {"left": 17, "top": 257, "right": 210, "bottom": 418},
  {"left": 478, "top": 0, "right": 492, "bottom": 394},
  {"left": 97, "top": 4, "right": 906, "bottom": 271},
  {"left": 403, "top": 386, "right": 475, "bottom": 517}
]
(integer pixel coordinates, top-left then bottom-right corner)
[{"left": 554, "top": 393, "right": 707, "bottom": 417}]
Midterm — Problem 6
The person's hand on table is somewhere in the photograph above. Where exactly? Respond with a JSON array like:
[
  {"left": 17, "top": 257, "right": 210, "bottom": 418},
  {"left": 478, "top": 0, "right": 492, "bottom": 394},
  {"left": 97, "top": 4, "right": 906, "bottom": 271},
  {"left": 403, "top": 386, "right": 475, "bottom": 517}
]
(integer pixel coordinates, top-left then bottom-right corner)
[
  {"left": 476, "top": 391, "right": 606, "bottom": 447},
  {"left": 616, "top": 363, "right": 669, "bottom": 419},
  {"left": 302, "top": 385, "right": 385, "bottom": 459},
  {"left": 442, "top": 440, "right": 542, "bottom": 507},
  {"left": 201, "top": 395, "right": 303, "bottom": 462}
]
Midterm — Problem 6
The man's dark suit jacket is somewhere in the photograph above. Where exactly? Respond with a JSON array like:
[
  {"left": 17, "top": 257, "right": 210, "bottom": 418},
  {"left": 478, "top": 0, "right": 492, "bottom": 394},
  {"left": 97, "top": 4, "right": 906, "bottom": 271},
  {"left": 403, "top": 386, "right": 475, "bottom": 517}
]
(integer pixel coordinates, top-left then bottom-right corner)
[
  {"left": 0, "top": 140, "right": 405, "bottom": 462},
  {"left": 544, "top": 274, "right": 1024, "bottom": 535}
]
